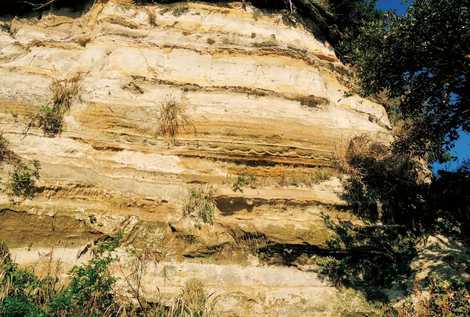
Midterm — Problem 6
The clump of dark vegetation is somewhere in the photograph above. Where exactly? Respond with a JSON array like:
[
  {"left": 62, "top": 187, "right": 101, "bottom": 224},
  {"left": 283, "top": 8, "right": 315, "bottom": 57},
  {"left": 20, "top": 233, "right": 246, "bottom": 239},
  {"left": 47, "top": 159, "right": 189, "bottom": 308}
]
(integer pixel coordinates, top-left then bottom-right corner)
[
  {"left": 0, "top": 133, "right": 41, "bottom": 199},
  {"left": 7, "top": 161, "right": 41, "bottom": 199},
  {"left": 318, "top": 212, "right": 418, "bottom": 301},
  {"left": 319, "top": 134, "right": 470, "bottom": 296},
  {"left": 37, "top": 105, "right": 63, "bottom": 136}
]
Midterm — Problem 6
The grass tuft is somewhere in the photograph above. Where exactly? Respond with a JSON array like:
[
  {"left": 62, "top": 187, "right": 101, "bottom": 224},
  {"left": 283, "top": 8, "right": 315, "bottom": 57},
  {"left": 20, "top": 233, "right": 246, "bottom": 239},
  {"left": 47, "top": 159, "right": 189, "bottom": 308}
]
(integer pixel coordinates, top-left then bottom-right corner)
[
  {"left": 158, "top": 96, "right": 191, "bottom": 145},
  {"left": 183, "top": 186, "right": 217, "bottom": 226},
  {"left": 0, "top": 134, "right": 9, "bottom": 162},
  {"left": 27, "top": 74, "right": 81, "bottom": 137}
]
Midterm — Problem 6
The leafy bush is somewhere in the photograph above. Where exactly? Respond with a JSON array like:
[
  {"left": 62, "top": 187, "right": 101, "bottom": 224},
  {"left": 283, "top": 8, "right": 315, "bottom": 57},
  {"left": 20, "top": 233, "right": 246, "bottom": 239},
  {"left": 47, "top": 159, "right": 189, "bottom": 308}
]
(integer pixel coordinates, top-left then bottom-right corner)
[
  {"left": 327, "top": 0, "right": 382, "bottom": 61},
  {"left": 183, "top": 186, "right": 217, "bottom": 226},
  {"left": 0, "top": 235, "right": 121, "bottom": 317},
  {"left": 48, "top": 256, "right": 118, "bottom": 316},
  {"left": 37, "top": 105, "right": 63, "bottom": 136},
  {"left": 0, "top": 248, "right": 51, "bottom": 317},
  {"left": 7, "top": 161, "right": 41, "bottom": 199}
]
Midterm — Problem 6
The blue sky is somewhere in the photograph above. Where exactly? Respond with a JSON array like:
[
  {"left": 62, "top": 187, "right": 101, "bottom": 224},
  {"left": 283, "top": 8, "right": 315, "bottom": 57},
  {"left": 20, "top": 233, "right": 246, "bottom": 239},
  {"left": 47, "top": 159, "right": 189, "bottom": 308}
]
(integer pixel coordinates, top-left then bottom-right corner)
[
  {"left": 377, "top": 0, "right": 408, "bottom": 15},
  {"left": 376, "top": 0, "right": 470, "bottom": 171}
]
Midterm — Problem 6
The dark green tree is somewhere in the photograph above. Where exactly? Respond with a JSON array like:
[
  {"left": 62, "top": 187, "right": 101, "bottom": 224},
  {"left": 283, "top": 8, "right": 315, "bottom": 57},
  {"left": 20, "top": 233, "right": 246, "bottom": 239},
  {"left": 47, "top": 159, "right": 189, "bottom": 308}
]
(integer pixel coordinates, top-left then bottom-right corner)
[{"left": 352, "top": 0, "right": 470, "bottom": 162}]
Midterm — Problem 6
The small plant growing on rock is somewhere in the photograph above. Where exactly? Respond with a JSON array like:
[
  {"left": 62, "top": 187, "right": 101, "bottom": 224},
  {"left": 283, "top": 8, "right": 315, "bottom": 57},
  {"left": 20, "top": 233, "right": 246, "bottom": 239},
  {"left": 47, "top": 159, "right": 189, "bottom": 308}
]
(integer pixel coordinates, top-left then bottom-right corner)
[
  {"left": 310, "top": 169, "right": 333, "bottom": 184},
  {"left": 232, "top": 174, "right": 257, "bottom": 192},
  {"left": 0, "top": 241, "right": 11, "bottom": 265},
  {"left": 7, "top": 161, "right": 41, "bottom": 199},
  {"left": 37, "top": 105, "right": 63, "bottom": 136},
  {"left": 158, "top": 96, "right": 191, "bottom": 145},
  {"left": 173, "top": 278, "right": 210, "bottom": 316},
  {"left": 183, "top": 186, "right": 217, "bottom": 226},
  {"left": 27, "top": 75, "right": 81, "bottom": 137},
  {"left": 0, "top": 133, "right": 9, "bottom": 162},
  {"left": 50, "top": 75, "right": 81, "bottom": 112}
]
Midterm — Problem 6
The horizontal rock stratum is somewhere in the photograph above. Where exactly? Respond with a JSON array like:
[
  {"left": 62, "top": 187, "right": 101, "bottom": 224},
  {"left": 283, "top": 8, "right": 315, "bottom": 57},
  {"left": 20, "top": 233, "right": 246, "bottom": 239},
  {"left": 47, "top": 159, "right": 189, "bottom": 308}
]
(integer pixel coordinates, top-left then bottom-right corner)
[{"left": 0, "top": 1, "right": 391, "bottom": 316}]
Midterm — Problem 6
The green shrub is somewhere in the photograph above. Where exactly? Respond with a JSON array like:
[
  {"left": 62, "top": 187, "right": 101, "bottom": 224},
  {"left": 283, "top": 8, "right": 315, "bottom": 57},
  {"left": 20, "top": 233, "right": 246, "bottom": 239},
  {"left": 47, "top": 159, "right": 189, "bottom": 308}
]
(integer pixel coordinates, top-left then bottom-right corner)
[
  {"left": 183, "top": 186, "right": 217, "bottom": 226},
  {"left": 0, "top": 295, "right": 45, "bottom": 317},
  {"left": 37, "top": 105, "right": 63, "bottom": 136},
  {"left": 49, "top": 256, "right": 118, "bottom": 316},
  {"left": 0, "top": 253, "right": 50, "bottom": 317},
  {"left": 1, "top": 235, "right": 122, "bottom": 317},
  {"left": 0, "top": 235, "right": 223, "bottom": 317},
  {"left": 7, "top": 161, "right": 41, "bottom": 199},
  {"left": 317, "top": 213, "right": 418, "bottom": 301}
]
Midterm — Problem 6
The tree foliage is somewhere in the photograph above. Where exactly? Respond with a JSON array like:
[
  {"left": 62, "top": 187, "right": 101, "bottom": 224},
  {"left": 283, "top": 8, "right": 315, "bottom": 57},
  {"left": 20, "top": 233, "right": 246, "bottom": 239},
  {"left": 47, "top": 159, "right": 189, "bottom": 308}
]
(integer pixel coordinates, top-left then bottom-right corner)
[
  {"left": 352, "top": 0, "right": 470, "bottom": 162},
  {"left": 327, "top": 0, "right": 381, "bottom": 60}
]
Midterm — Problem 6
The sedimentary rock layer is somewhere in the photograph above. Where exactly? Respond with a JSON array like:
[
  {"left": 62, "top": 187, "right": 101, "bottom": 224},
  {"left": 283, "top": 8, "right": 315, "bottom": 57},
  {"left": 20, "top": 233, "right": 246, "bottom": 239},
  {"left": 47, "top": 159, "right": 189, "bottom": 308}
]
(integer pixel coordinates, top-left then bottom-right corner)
[{"left": 0, "top": 2, "right": 390, "bottom": 315}]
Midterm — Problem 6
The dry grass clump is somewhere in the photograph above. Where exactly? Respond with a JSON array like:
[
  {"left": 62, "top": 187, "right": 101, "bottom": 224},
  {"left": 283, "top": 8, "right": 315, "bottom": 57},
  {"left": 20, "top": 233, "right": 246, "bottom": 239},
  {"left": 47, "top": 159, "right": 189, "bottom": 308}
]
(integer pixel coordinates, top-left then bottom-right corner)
[
  {"left": 333, "top": 134, "right": 388, "bottom": 174},
  {"left": 146, "top": 7, "right": 157, "bottom": 26},
  {"left": 178, "top": 279, "right": 208, "bottom": 314},
  {"left": 0, "top": 242, "right": 11, "bottom": 266},
  {"left": 50, "top": 74, "right": 81, "bottom": 113},
  {"left": 183, "top": 185, "right": 217, "bottom": 226},
  {"left": 231, "top": 232, "right": 268, "bottom": 258},
  {"left": 157, "top": 97, "right": 191, "bottom": 145},
  {"left": 0, "top": 133, "right": 9, "bottom": 162},
  {"left": 165, "top": 278, "right": 218, "bottom": 317},
  {"left": 27, "top": 74, "right": 81, "bottom": 137},
  {"left": 277, "top": 168, "right": 335, "bottom": 187}
]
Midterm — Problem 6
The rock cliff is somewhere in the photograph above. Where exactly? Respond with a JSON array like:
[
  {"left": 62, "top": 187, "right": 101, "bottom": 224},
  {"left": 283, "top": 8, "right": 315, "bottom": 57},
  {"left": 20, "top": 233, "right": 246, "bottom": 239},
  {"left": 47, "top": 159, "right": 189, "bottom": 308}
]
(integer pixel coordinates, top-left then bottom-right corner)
[{"left": 0, "top": 1, "right": 391, "bottom": 315}]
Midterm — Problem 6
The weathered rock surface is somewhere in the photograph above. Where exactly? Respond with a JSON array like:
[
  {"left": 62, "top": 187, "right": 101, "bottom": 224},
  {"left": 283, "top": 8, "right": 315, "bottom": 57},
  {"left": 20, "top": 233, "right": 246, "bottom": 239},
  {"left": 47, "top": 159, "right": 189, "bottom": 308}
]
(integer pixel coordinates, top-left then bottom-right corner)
[{"left": 0, "top": 1, "right": 391, "bottom": 315}]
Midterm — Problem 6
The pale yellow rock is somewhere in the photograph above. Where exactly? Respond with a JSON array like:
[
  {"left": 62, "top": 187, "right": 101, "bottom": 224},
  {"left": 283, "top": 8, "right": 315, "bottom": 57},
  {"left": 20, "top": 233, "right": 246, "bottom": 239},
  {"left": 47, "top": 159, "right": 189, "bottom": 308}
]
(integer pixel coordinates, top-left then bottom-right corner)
[{"left": 0, "top": 1, "right": 390, "bottom": 316}]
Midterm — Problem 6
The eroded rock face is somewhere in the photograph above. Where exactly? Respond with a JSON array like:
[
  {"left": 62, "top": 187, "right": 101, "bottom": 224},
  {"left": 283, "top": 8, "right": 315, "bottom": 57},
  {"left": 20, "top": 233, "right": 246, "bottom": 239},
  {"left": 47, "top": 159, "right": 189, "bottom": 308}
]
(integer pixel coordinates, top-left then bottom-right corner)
[{"left": 0, "top": 1, "right": 390, "bottom": 315}]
